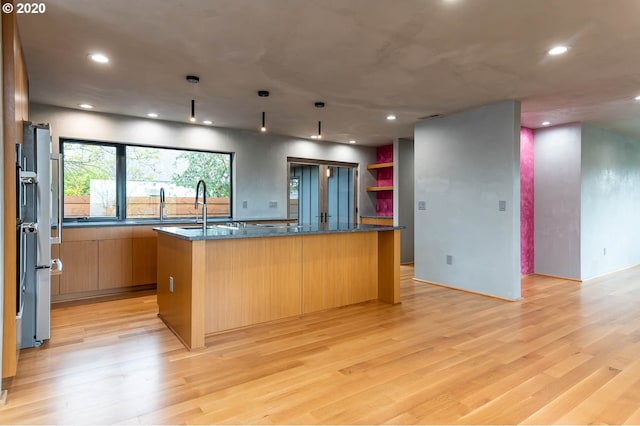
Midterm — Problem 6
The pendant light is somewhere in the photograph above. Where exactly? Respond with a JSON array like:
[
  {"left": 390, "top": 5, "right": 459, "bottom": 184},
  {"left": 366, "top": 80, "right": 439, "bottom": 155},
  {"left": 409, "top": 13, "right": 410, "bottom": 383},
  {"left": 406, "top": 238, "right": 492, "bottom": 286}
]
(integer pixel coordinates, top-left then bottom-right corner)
[
  {"left": 312, "top": 101, "right": 325, "bottom": 139},
  {"left": 258, "top": 90, "right": 270, "bottom": 132},
  {"left": 186, "top": 75, "right": 200, "bottom": 123}
]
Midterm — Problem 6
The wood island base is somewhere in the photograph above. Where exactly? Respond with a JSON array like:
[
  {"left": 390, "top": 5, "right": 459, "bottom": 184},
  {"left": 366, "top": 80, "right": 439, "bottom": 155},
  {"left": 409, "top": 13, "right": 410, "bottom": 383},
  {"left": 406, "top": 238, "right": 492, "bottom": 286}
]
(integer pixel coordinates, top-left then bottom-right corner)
[{"left": 156, "top": 228, "right": 400, "bottom": 350}]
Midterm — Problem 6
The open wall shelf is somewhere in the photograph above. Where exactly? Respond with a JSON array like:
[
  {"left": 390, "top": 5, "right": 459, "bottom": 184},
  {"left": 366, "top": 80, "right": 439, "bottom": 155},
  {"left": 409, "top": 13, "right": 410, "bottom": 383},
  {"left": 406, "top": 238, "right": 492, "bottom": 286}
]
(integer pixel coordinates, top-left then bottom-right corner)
[{"left": 366, "top": 162, "right": 394, "bottom": 170}]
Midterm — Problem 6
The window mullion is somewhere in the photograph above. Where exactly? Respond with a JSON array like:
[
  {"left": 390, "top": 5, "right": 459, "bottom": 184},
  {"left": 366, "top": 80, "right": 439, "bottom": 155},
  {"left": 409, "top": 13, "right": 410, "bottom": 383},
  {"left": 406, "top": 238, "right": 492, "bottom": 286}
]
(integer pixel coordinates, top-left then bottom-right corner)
[{"left": 117, "top": 144, "right": 127, "bottom": 220}]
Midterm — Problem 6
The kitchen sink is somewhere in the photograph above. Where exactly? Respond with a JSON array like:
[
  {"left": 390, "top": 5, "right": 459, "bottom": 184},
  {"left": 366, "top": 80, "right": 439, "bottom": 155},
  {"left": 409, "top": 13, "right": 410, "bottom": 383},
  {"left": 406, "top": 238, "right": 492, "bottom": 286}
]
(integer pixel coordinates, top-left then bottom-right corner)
[
  {"left": 177, "top": 225, "right": 216, "bottom": 230},
  {"left": 252, "top": 223, "right": 303, "bottom": 228}
]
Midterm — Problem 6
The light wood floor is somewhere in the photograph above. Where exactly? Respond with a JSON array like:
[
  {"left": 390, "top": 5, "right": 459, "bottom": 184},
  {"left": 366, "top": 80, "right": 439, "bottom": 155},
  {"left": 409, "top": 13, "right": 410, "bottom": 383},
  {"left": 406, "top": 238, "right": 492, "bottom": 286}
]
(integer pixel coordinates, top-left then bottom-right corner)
[{"left": 2, "top": 265, "right": 640, "bottom": 424}]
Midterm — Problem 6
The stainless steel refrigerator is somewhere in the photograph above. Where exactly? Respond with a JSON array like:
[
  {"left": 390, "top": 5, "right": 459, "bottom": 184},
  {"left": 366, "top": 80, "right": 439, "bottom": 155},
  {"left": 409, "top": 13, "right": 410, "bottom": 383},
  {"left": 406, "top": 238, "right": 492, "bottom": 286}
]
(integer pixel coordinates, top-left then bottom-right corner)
[{"left": 16, "top": 121, "right": 62, "bottom": 349}]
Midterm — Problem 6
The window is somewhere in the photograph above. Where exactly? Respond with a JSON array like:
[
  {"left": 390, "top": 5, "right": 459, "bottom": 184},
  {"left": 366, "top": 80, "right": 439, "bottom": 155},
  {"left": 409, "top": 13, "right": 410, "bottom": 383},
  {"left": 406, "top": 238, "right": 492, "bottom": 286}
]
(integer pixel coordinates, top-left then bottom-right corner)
[
  {"left": 62, "top": 142, "right": 117, "bottom": 219},
  {"left": 125, "top": 146, "right": 231, "bottom": 219},
  {"left": 62, "top": 140, "right": 232, "bottom": 222}
]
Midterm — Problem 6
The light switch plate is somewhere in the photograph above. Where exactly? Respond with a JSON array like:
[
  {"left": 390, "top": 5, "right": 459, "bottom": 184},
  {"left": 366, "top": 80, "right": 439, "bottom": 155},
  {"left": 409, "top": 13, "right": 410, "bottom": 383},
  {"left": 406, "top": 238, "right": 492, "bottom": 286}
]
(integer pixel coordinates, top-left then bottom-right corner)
[
  {"left": 499, "top": 200, "right": 506, "bottom": 212},
  {"left": 418, "top": 201, "right": 426, "bottom": 210}
]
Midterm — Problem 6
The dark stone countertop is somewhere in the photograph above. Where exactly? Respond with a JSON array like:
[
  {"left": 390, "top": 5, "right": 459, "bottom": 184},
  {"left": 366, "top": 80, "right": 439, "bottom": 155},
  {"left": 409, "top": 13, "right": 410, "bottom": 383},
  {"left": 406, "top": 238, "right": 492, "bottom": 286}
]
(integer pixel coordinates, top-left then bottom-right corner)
[{"left": 153, "top": 222, "right": 401, "bottom": 241}]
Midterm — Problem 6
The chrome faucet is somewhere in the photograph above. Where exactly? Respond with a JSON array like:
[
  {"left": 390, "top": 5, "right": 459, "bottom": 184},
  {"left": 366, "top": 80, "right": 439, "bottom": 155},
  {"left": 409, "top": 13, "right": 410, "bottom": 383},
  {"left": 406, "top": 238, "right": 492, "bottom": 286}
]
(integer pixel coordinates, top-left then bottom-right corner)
[
  {"left": 159, "top": 187, "right": 166, "bottom": 222},
  {"left": 195, "top": 179, "right": 207, "bottom": 232}
]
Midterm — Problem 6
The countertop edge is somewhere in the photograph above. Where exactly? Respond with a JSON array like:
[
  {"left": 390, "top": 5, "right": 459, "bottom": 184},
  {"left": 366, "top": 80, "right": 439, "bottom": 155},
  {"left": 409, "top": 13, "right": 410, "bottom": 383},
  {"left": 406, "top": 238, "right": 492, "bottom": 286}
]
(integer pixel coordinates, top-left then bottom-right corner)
[
  {"left": 153, "top": 224, "right": 403, "bottom": 241},
  {"left": 62, "top": 217, "right": 298, "bottom": 228}
]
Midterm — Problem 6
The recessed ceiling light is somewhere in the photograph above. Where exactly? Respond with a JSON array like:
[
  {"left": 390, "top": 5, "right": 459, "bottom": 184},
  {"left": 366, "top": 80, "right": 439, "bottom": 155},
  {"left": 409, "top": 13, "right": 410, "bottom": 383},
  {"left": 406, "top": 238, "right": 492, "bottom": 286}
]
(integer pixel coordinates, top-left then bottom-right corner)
[
  {"left": 349, "top": 140, "right": 356, "bottom": 144},
  {"left": 634, "top": 95, "right": 640, "bottom": 101},
  {"left": 78, "top": 103, "right": 94, "bottom": 109},
  {"left": 542, "top": 121, "right": 551, "bottom": 126},
  {"left": 548, "top": 46, "right": 569, "bottom": 56},
  {"left": 88, "top": 53, "right": 109, "bottom": 63},
  {"left": 386, "top": 115, "right": 397, "bottom": 120},
  {"left": 147, "top": 113, "right": 158, "bottom": 118},
  {"left": 203, "top": 120, "right": 213, "bottom": 125}
]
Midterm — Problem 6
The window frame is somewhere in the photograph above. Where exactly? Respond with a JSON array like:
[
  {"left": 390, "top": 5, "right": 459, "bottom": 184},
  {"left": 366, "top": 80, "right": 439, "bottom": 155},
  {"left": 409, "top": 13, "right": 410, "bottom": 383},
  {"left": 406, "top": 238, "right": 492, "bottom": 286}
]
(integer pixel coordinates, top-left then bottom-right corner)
[{"left": 60, "top": 138, "right": 233, "bottom": 223}]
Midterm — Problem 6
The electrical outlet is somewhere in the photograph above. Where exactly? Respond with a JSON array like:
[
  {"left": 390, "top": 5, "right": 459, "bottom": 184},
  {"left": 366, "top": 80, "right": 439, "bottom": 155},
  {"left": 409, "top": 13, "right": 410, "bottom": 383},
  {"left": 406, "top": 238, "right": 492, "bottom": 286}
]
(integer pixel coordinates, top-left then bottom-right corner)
[
  {"left": 269, "top": 201, "right": 277, "bottom": 208},
  {"left": 446, "top": 255, "right": 453, "bottom": 265},
  {"left": 242, "top": 200, "right": 248, "bottom": 209},
  {"left": 499, "top": 200, "right": 506, "bottom": 212},
  {"left": 169, "top": 276, "right": 174, "bottom": 293},
  {"left": 418, "top": 201, "right": 426, "bottom": 210}
]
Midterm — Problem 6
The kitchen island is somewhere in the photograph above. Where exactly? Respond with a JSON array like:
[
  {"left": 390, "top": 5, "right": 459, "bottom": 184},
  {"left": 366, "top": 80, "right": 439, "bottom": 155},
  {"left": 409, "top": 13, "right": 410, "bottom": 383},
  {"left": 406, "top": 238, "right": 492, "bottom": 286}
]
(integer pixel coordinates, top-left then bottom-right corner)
[{"left": 154, "top": 223, "right": 401, "bottom": 350}]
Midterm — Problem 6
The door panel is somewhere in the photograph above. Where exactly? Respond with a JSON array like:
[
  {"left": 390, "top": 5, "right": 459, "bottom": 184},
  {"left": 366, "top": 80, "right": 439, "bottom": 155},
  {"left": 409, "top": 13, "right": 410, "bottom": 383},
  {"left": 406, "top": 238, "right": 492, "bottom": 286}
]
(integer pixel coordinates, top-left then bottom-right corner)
[
  {"left": 289, "top": 162, "right": 357, "bottom": 226},
  {"left": 327, "top": 166, "right": 355, "bottom": 227},
  {"left": 290, "top": 164, "right": 320, "bottom": 226},
  {"left": 289, "top": 161, "right": 356, "bottom": 226}
]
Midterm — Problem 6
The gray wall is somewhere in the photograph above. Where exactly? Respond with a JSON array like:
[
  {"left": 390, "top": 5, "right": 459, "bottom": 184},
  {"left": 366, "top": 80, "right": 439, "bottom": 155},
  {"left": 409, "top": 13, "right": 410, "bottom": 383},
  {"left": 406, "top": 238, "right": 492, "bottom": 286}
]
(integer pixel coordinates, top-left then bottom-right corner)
[
  {"left": 30, "top": 104, "right": 377, "bottom": 220},
  {"left": 580, "top": 124, "right": 640, "bottom": 279},
  {"left": 394, "top": 138, "right": 414, "bottom": 263},
  {"left": 534, "top": 124, "right": 582, "bottom": 279},
  {"left": 414, "top": 100, "right": 521, "bottom": 300}
]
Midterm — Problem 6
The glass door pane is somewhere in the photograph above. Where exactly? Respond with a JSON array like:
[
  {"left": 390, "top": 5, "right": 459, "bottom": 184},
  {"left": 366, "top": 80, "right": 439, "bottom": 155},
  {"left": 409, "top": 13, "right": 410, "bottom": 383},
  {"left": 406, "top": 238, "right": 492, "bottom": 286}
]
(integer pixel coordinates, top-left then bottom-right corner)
[
  {"left": 326, "top": 166, "right": 355, "bottom": 226},
  {"left": 289, "top": 160, "right": 356, "bottom": 226},
  {"left": 289, "top": 164, "right": 320, "bottom": 225}
]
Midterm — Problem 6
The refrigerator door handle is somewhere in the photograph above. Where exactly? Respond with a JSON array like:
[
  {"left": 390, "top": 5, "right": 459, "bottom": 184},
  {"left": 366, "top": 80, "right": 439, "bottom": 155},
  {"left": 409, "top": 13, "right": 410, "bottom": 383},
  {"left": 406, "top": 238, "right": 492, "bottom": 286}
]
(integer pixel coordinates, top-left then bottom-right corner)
[
  {"left": 51, "top": 258, "right": 63, "bottom": 273},
  {"left": 50, "top": 153, "right": 63, "bottom": 244}
]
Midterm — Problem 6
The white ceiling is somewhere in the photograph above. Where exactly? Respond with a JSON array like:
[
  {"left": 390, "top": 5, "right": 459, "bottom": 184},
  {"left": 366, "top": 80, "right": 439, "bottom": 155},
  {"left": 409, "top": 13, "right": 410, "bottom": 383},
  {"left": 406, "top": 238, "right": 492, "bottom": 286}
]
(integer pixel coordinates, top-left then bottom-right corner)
[{"left": 16, "top": 0, "right": 640, "bottom": 146}]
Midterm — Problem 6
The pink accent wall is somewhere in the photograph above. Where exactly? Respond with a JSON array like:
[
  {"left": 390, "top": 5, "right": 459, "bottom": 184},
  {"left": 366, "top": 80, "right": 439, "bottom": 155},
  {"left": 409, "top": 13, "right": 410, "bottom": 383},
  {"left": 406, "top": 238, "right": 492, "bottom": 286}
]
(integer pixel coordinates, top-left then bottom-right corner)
[
  {"left": 520, "top": 127, "right": 535, "bottom": 275},
  {"left": 377, "top": 144, "right": 393, "bottom": 163},
  {"left": 376, "top": 144, "right": 393, "bottom": 216},
  {"left": 376, "top": 192, "right": 393, "bottom": 217}
]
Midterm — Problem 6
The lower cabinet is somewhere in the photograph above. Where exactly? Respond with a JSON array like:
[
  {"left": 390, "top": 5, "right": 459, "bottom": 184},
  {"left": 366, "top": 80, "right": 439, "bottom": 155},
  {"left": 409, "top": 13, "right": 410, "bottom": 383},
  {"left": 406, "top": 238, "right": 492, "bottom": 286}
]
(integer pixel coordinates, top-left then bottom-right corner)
[
  {"left": 59, "top": 240, "right": 99, "bottom": 295},
  {"left": 98, "top": 239, "right": 133, "bottom": 289},
  {"left": 132, "top": 237, "right": 157, "bottom": 285},
  {"left": 55, "top": 226, "right": 157, "bottom": 301}
]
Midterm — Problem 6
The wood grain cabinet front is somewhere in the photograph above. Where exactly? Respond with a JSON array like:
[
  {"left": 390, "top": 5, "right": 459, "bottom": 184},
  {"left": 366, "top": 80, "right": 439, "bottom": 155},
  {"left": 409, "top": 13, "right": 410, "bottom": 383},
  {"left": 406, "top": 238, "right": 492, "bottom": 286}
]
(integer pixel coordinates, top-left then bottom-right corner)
[
  {"left": 132, "top": 237, "right": 157, "bottom": 285},
  {"left": 59, "top": 240, "right": 99, "bottom": 294},
  {"left": 54, "top": 226, "right": 158, "bottom": 301},
  {"left": 98, "top": 239, "right": 133, "bottom": 289}
]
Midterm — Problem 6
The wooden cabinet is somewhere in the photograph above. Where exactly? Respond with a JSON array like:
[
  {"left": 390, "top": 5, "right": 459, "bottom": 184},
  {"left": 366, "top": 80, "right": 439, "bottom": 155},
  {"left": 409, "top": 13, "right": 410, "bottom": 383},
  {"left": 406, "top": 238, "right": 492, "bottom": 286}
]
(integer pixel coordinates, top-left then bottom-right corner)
[
  {"left": 55, "top": 225, "right": 157, "bottom": 301},
  {"left": 302, "top": 232, "right": 378, "bottom": 313},
  {"left": 157, "top": 228, "right": 401, "bottom": 350},
  {"left": 132, "top": 226, "right": 157, "bottom": 285},
  {"left": 98, "top": 239, "right": 133, "bottom": 289},
  {"left": 132, "top": 237, "right": 157, "bottom": 285},
  {"left": 59, "top": 240, "right": 99, "bottom": 294}
]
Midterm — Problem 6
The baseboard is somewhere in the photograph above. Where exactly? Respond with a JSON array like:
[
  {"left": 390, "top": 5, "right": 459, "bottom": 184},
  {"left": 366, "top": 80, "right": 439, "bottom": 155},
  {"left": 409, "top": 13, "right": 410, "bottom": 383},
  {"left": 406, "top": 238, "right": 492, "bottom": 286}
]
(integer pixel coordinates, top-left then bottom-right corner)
[
  {"left": 532, "top": 273, "right": 582, "bottom": 282},
  {"left": 582, "top": 263, "right": 640, "bottom": 281},
  {"left": 412, "top": 277, "right": 520, "bottom": 302},
  {"left": 51, "top": 285, "right": 156, "bottom": 307}
]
